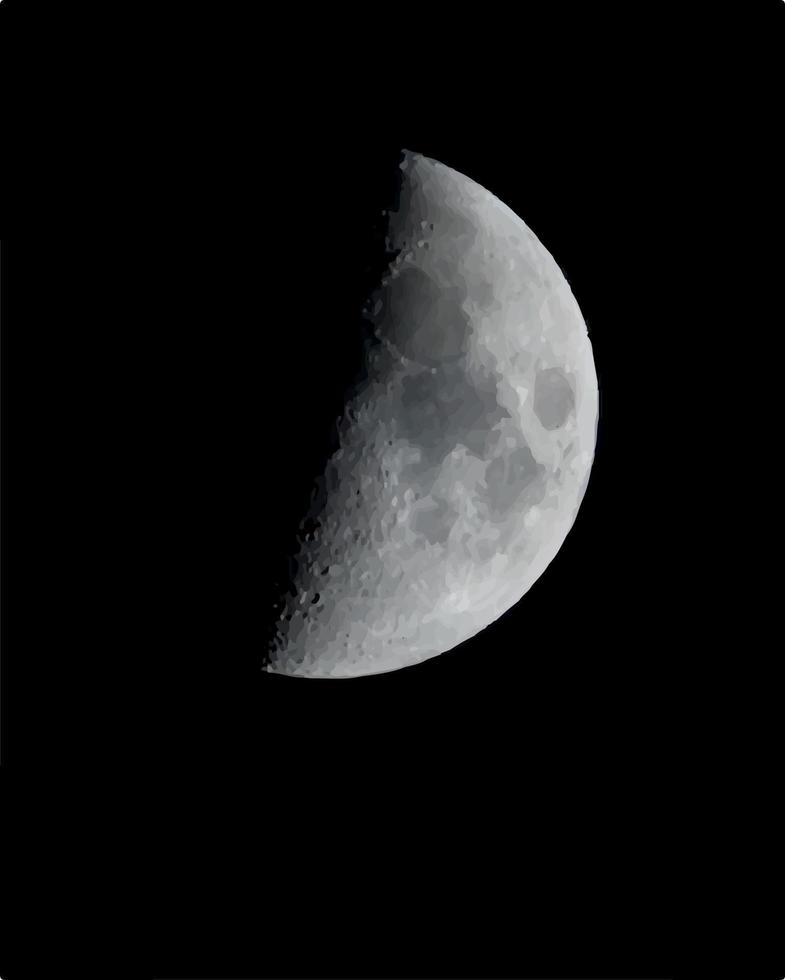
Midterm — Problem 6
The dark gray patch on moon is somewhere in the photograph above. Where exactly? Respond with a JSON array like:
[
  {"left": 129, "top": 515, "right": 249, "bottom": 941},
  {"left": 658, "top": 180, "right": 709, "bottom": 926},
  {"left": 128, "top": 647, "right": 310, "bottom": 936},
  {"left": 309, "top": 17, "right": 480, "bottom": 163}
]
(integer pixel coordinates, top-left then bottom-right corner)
[
  {"left": 397, "top": 365, "right": 510, "bottom": 462},
  {"left": 533, "top": 367, "right": 575, "bottom": 430},
  {"left": 410, "top": 496, "right": 454, "bottom": 545},
  {"left": 379, "top": 267, "right": 470, "bottom": 367},
  {"left": 483, "top": 445, "right": 544, "bottom": 517}
]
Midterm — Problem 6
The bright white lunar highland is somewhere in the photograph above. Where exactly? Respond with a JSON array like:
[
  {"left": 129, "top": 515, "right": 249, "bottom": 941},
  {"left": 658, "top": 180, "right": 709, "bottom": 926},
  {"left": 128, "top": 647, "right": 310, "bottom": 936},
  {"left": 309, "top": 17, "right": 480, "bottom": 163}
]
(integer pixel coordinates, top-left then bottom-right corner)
[{"left": 267, "top": 151, "right": 598, "bottom": 678}]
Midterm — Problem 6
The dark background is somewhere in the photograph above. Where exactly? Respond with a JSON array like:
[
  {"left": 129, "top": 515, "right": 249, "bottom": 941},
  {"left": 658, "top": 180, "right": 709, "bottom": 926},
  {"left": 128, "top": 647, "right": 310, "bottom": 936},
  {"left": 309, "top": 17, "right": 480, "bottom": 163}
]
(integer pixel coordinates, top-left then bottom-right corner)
[{"left": 2, "top": 2, "right": 783, "bottom": 979}]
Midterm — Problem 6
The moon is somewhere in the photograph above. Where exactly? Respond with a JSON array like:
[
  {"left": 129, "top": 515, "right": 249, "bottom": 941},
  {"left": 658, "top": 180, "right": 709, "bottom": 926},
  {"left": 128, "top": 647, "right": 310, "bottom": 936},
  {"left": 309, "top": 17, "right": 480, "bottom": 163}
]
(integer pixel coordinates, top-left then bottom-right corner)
[{"left": 266, "top": 151, "right": 598, "bottom": 678}]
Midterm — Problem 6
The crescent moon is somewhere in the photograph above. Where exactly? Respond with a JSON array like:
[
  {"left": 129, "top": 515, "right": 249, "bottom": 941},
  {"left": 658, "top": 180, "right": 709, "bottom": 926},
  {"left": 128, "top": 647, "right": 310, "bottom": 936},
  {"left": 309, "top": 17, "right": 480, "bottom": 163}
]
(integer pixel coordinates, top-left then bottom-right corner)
[{"left": 267, "top": 151, "right": 598, "bottom": 678}]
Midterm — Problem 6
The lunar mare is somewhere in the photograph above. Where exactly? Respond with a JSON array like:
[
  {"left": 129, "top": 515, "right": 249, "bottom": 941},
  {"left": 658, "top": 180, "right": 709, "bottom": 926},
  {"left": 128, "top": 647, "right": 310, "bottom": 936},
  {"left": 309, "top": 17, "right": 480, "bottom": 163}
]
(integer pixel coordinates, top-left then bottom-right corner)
[{"left": 266, "top": 151, "right": 598, "bottom": 678}]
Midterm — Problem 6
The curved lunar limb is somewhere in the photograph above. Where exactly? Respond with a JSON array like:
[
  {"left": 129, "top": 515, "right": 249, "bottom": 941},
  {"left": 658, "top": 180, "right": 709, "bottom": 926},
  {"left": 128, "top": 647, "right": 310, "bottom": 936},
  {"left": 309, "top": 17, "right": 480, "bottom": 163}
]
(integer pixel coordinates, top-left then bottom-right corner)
[{"left": 266, "top": 151, "right": 598, "bottom": 678}]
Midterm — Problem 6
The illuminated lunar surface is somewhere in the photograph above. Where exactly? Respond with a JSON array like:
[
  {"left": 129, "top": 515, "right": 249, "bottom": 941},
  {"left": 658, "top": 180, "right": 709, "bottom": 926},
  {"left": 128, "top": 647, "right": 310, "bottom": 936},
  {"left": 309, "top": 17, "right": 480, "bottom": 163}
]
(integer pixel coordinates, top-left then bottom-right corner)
[{"left": 266, "top": 151, "right": 598, "bottom": 678}]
